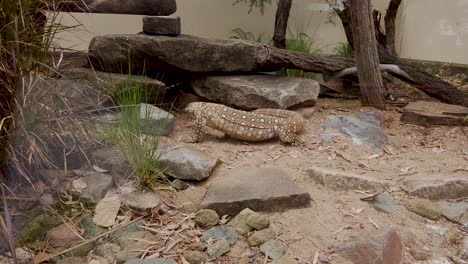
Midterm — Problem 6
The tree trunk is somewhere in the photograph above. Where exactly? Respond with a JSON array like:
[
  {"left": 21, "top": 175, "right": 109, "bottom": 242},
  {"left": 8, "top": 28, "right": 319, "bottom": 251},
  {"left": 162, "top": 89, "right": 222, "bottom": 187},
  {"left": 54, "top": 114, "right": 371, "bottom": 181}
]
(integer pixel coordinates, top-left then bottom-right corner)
[
  {"left": 384, "top": 0, "right": 402, "bottom": 56},
  {"left": 349, "top": 0, "right": 386, "bottom": 109},
  {"left": 372, "top": 10, "right": 387, "bottom": 47},
  {"left": 273, "top": 0, "right": 293, "bottom": 49},
  {"left": 332, "top": 1, "right": 354, "bottom": 48}
]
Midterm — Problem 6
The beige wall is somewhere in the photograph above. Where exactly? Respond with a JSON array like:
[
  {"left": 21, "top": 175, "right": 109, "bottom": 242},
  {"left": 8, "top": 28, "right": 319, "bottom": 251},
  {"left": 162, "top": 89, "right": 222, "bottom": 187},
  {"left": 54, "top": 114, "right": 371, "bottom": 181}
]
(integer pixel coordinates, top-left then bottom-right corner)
[{"left": 54, "top": 0, "right": 468, "bottom": 65}]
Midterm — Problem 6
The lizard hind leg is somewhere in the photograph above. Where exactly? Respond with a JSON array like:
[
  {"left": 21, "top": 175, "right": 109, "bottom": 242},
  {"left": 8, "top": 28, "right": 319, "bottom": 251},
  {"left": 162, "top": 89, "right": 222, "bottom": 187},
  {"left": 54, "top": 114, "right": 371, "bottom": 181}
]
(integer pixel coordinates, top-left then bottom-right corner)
[{"left": 277, "top": 125, "right": 302, "bottom": 146}]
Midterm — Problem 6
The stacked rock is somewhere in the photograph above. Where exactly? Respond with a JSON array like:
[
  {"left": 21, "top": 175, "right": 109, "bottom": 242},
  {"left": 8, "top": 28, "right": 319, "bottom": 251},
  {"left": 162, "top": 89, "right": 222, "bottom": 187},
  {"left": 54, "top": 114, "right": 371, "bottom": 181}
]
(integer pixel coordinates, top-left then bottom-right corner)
[{"left": 142, "top": 15, "right": 181, "bottom": 36}]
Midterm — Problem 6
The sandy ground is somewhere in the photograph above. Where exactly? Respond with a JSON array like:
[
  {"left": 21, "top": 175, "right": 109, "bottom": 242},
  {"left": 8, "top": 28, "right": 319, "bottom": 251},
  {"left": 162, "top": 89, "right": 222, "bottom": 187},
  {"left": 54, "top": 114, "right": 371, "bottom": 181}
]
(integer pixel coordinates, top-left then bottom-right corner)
[{"left": 168, "top": 98, "right": 468, "bottom": 263}]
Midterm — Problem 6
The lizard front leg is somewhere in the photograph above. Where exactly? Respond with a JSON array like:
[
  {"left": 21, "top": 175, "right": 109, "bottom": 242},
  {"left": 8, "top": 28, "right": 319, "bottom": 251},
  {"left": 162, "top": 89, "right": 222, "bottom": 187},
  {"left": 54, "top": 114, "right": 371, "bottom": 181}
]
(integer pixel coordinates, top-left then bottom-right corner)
[{"left": 193, "top": 113, "right": 207, "bottom": 142}]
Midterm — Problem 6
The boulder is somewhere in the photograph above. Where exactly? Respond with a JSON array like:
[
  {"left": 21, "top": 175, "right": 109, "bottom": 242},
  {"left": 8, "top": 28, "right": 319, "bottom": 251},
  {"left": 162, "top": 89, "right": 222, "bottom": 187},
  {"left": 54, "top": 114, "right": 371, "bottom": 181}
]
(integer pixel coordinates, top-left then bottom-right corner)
[
  {"left": 89, "top": 34, "right": 269, "bottom": 74},
  {"left": 190, "top": 75, "right": 319, "bottom": 110},
  {"left": 55, "top": 0, "right": 177, "bottom": 16},
  {"left": 202, "top": 167, "right": 311, "bottom": 216},
  {"left": 401, "top": 101, "right": 468, "bottom": 126},
  {"left": 143, "top": 15, "right": 181, "bottom": 36}
]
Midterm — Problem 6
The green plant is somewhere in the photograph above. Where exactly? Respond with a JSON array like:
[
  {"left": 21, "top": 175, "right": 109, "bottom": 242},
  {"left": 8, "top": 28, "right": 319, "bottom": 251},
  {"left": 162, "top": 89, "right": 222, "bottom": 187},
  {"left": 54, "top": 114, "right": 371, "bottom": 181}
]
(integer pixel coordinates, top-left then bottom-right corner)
[
  {"left": 230, "top": 28, "right": 269, "bottom": 44},
  {"left": 232, "top": 0, "right": 272, "bottom": 14},
  {"left": 334, "top": 42, "right": 354, "bottom": 56},
  {"left": 98, "top": 69, "right": 171, "bottom": 188}
]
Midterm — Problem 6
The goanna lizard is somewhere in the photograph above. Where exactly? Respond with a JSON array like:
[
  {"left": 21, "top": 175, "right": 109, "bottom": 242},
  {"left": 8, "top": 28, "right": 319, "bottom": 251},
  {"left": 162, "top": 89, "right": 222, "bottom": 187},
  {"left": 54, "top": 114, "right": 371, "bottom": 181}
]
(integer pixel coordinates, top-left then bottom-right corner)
[{"left": 184, "top": 102, "right": 306, "bottom": 145}]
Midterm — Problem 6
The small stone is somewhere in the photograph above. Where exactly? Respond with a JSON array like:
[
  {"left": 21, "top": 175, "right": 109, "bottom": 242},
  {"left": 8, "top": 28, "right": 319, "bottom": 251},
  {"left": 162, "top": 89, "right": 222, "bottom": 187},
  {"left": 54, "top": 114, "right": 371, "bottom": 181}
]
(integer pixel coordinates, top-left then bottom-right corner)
[
  {"left": 335, "top": 228, "right": 403, "bottom": 264},
  {"left": 57, "top": 257, "right": 86, "bottom": 264},
  {"left": 172, "top": 179, "right": 190, "bottom": 190},
  {"left": 229, "top": 208, "right": 256, "bottom": 235},
  {"left": 246, "top": 212, "right": 270, "bottom": 230},
  {"left": 183, "top": 250, "right": 208, "bottom": 264},
  {"left": 143, "top": 15, "right": 181, "bottom": 36},
  {"left": 157, "top": 144, "right": 220, "bottom": 181},
  {"left": 406, "top": 198, "right": 441, "bottom": 220},
  {"left": 80, "top": 171, "right": 113, "bottom": 203},
  {"left": 95, "top": 242, "right": 121, "bottom": 264},
  {"left": 307, "top": 167, "right": 388, "bottom": 191},
  {"left": 201, "top": 226, "right": 239, "bottom": 244},
  {"left": 194, "top": 209, "right": 219, "bottom": 227},
  {"left": 46, "top": 223, "right": 81, "bottom": 246},
  {"left": 260, "top": 240, "right": 287, "bottom": 260},
  {"left": 272, "top": 255, "right": 297, "bottom": 264},
  {"left": 373, "top": 192, "right": 396, "bottom": 214},
  {"left": 80, "top": 214, "right": 106, "bottom": 238},
  {"left": 12, "top": 248, "right": 33, "bottom": 264},
  {"left": 247, "top": 228, "right": 276, "bottom": 246},
  {"left": 124, "top": 258, "right": 177, "bottom": 264},
  {"left": 187, "top": 241, "right": 207, "bottom": 251},
  {"left": 402, "top": 173, "right": 468, "bottom": 200},
  {"left": 436, "top": 201, "right": 468, "bottom": 226},
  {"left": 207, "top": 238, "right": 230, "bottom": 258},
  {"left": 119, "top": 190, "right": 162, "bottom": 212}
]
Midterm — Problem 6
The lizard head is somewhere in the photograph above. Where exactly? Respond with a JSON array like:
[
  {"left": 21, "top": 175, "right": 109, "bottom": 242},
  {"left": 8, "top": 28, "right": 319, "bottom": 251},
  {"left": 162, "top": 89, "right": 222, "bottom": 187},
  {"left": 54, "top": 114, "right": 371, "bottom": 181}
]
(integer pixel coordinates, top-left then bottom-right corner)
[{"left": 184, "top": 102, "right": 205, "bottom": 114}]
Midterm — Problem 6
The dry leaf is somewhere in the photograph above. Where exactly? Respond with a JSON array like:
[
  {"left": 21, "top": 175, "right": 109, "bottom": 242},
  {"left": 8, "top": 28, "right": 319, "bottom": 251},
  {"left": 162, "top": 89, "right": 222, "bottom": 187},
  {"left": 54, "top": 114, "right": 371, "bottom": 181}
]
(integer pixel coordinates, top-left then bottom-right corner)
[
  {"left": 366, "top": 154, "right": 381, "bottom": 160},
  {"left": 93, "top": 165, "right": 109, "bottom": 173},
  {"left": 383, "top": 145, "right": 396, "bottom": 155},
  {"left": 72, "top": 179, "right": 87, "bottom": 193},
  {"left": 33, "top": 253, "right": 50, "bottom": 264},
  {"left": 93, "top": 195, "right": 121, "bottom": 227}
]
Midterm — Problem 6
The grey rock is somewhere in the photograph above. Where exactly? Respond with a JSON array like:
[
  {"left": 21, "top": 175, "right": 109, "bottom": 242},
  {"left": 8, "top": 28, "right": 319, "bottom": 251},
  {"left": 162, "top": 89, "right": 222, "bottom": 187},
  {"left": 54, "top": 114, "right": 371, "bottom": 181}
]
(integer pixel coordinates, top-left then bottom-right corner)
[
  {"left": 272, "top": 255, "right": 297, "bottom": 264},
  {"left": 156, "top": 144, "right": 220, "bottom": 181},
  {"left": 57, "top": 0, "right": 177, "bottom": 16},
  {"left": 109, "top": 219, "right": 147, "bottom": 239},
  {"left": 80, "top": 214, "right": 106, "bottom": 238},
  {"left": 373, "top": 192, "right": 396, "bottom": 214},
  {"left": 61, "top": 67, "right": 168, "bottom": 106},
  {"left": 229, "top": 208, "right": 256, "bottom": 235},
  {"left": 67, "top": 241, "right": 95, "bottom": 257},
  {"left": 116, "top": 231, "right": 162, "bottom": 262},
  {"left": 124, "top": 258, "right": 177, "bottom": 264},
  {"left": 187, "top": 241, "right": 207, "bottom": 251},
  {"left": 140, "top": 103, "right": 174, "bottom": 136},
  {"left": 307, "top": 167, "right": 388, "bottom": 191},
  {"left": 88, "top": 34, "right": 272, "bottom": 74},
  {"left": 206, "top": 238, "right": 230, "bottom": 258},
  {"left": 246, "top": 212, "right": 270, "bottom": 231},
  {"left": 406, "top": 198, "right": 441, "bottom": 220},
  {"left": 202, "top": 167, "right": 311, "bottom": 216},
  {"left": 260, "top": 240, "right": 287, "bottom": 260},
  {"left": 143, "top": 15, "right": 181, "bottom": 36},
  {"left": 119, "top": 189, "right": 162, "bottom": 212},
  {"left": 463, "top": 236, "right": 468, "bottom": 259},
  {"left": 247, "top": 228, "right": 276, "bottom": 246},
  {"left": 183, "top": 250, "right": 208, "bottom": 264},
  {"left": 436, "top": 201, "right": 468, "bottom": 227},
  {"left": 93, "top": 146, "right": 131, "bottom": 177},
  {"left": 57, "top": 257, "right": 86, "bottom": 264},
  {"left": 81, "top": 171, "right": 113, "bottom": 203},
  {"left": 194, "top": 209, "right": 219, "bottom": 228},
  {"left": 190, "top": 75, "right": 319, "bottom": 110},
  {"left": 321, "top": 112, "right": 387, "bottom": 148},
  {"left": 401, "top": 101, "right": 468, "bottom": 127},
  {"left": 402, "top": 173, "right": 468, "bottom": 200},
  {"left": 172, "top": 179, "right": 190, "bottom": 190},
  {"left": 95, "top": 242, "right": 121, "bottom": 264},
  {"left": 201, "top": 226, "right": 239, "bottom": 244},
  {"left": 335, "top": 228, "right": 403, "bottom": 264}
]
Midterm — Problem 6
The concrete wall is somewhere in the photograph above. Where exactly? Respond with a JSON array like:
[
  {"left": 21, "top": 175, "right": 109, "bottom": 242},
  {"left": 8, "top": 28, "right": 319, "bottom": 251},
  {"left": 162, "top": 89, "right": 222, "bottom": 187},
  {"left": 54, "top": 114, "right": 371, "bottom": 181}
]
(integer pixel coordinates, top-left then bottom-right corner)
[{"left": 54, "top": 0, "right": 468, "bottom": 65}]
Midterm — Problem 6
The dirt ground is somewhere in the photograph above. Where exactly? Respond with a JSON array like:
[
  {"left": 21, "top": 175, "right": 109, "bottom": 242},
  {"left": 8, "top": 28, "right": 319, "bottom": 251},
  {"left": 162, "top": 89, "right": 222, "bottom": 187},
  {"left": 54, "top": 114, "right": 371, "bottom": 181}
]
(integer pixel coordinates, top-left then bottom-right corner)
[{"left": 168, "top": 98, "right": 468, "bottom": 263}]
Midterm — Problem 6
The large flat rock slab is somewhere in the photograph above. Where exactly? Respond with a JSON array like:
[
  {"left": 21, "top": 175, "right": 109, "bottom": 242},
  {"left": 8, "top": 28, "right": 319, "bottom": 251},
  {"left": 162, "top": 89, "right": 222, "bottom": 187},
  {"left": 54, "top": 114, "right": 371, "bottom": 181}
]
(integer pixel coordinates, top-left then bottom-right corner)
[
  {"left": 89, "top": 34, "right": 270, "bottom": 74},
  {"left": 400, "top": 101, "right": 468, "bottom": 126},
  {"left": 307, "top": 167, "right": 388, "bottom": 191},
  {"left": 401, "top": 173, "right": 468, "bottom": 200},
  {"left": 54, "top": 0, "right": 176, "bottom": 16},
  {"left": 201, "top": 167, "right": 311, "bottom": 216},
  {"left": 190, "top": 75, "right": 319, "bottom": 110}
]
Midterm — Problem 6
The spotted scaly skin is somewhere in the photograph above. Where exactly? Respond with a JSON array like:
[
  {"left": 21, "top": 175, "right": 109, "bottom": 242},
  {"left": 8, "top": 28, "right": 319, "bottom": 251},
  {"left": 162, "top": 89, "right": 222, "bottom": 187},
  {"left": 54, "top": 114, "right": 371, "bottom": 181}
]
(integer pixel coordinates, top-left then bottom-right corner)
[
  {"left": 184, "top": 102, "right": 303, "bottom": 144},
  {"left": 252, "top": 108, "right": 306, "bottom": 133}
]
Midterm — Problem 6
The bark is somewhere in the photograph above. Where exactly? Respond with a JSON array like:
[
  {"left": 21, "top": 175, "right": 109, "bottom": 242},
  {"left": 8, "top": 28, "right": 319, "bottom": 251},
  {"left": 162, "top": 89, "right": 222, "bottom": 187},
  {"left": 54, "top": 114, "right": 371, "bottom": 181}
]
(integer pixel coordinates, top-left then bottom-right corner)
[
  {"left": 332, "top": 1, "right": 354, "bottom": 48},
  {"left": 372, "top": 10, "right": 387, "bottom": 47},
  {"left": 384, "top": 0, "right": 402, "bottom": 56},
  {"left": 273, "top": 0, "right": 293, "bottom": 49},
  {"left": 349, "top": 0, "right": 386, "bottom": 109}
]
